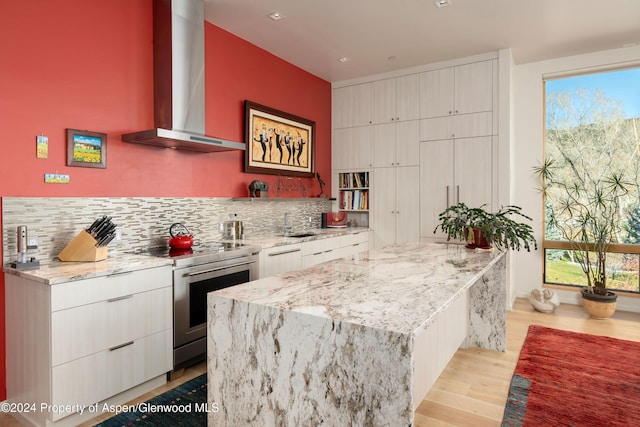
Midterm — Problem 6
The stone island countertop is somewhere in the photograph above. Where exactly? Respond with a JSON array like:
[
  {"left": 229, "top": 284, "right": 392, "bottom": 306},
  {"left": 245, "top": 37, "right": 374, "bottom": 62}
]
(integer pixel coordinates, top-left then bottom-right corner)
[{"left": 207, "top": 242, "right": 507, "bottom": 426}]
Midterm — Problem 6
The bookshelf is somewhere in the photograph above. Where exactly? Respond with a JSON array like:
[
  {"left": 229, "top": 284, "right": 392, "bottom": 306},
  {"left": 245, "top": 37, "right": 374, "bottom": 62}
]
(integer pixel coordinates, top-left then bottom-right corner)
[{"left": 338, "top": 171, "right": 369, "bottom": 227}]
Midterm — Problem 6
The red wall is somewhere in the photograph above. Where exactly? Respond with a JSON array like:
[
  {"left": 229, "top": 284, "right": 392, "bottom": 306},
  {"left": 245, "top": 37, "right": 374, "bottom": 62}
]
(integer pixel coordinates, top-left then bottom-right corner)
[{"left": 0, "top": 0, "right": 331, "bottom": 400}]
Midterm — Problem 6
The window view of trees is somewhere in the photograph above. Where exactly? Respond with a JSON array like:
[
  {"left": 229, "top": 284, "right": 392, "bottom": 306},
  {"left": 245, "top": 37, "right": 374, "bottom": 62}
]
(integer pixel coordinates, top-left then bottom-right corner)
[{"left": 543, "top": 67, "right": 640, "bottom": 293}]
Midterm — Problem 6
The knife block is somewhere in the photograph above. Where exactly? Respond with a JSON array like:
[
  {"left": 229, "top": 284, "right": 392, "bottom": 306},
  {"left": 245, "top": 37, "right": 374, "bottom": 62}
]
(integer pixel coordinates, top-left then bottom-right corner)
[{"left": 58, "top": 230, "right": 108, "bottom": 262}]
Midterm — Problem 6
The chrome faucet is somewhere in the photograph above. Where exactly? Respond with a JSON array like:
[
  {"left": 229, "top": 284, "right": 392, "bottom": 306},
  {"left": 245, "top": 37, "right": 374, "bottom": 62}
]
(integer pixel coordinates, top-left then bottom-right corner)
[{"left": 283, "top": 212, "right": 292, "bottom": 236}]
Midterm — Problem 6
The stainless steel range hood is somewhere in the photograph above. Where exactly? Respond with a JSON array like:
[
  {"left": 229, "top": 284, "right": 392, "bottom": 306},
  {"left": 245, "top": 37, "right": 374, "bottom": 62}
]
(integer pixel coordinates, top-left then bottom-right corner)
[{"left": 122, "top": 0, "right": 245, "bottom": 152}]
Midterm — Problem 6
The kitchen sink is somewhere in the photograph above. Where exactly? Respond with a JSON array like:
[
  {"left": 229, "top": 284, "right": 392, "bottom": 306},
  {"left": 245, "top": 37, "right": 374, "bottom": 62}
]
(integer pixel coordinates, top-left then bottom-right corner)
[{"left": 286, "top": 232, "right": 317, "bottom": 238}]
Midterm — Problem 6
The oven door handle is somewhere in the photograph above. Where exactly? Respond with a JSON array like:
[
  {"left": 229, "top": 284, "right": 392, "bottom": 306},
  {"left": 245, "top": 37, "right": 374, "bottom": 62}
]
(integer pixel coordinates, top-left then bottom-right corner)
[{"left": 186, "top": 260, "right": 256, "bottom": 277}]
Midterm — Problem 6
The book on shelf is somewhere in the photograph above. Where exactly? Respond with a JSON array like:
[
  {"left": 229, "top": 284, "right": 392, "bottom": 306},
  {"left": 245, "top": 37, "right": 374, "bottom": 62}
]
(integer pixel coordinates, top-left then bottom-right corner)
[
  {"left": 339, "top": 172, "right": 369, "bottom": 189},
  {"left": 339, "top": 189, "right": 368, "bottom": 211}
]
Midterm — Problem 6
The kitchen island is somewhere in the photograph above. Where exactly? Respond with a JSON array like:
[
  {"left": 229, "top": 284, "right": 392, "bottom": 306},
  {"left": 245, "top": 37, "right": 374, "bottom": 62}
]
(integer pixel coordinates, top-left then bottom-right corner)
[{"left": 207, "top": 242, "right": 506, "bottom": 426}]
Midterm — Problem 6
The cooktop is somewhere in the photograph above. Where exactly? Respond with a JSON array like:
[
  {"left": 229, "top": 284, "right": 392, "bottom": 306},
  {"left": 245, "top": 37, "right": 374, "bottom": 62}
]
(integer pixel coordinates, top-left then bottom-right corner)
[{"left": 133, "top": 241, "right": 260, "bottom": 268}]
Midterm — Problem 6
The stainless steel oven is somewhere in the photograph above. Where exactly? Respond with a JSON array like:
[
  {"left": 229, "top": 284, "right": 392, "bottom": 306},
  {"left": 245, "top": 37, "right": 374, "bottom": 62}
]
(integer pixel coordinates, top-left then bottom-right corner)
[
  {"left": 137, "top": 242, "right": 260, "bottom": 369},
  {"left": 173, "top": 250, "right": 258, "bottom": 368}
]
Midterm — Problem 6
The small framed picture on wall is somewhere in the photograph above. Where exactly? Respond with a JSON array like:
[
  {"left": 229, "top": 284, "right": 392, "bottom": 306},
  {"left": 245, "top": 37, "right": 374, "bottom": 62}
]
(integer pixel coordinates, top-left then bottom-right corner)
[{"left": 66, "top": 129, "right": 107, "bottom": 168}]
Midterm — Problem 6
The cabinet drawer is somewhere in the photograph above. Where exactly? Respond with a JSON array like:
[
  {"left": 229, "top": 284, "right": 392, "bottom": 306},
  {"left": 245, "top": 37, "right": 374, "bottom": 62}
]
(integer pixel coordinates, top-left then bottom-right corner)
[
  {"left": 338, "top": 241, "right": 369, "bottom": 259},
  {"left": 301, "top": 238, "right": 334, "bottom": 256},
  {"left": 51, "top": 265, "right": 172, "bottom": 311},
  {"left": 51, "top": 329, "right": 172, "bottom": 421},
  {"left": 260, "top": 244, "right": 302, "bottom": 278},
  {"left": 51, "top": 286, "right": 172, "bottom": 366},
  {"left": 340, "top": 232, "right": 369, "bottom": 247}
]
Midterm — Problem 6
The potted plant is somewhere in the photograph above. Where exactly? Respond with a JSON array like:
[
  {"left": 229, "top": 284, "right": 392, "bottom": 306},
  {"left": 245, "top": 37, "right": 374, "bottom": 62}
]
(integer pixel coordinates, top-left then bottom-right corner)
[
  {"left": 434, "top": 203, "right": 537, "bottom": 252},
  {"left": 534, "top": 158, "right": 629, "bottom": 319}
]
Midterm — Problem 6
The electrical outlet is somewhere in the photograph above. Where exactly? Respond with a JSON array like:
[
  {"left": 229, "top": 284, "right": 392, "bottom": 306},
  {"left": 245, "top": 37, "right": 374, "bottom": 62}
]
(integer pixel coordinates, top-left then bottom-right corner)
[
  {"left": 27, "top": 235, "right": 39, "bottom": 250},
  {"left": 115, "top": 229, "right": 122, "bottom": 241}
]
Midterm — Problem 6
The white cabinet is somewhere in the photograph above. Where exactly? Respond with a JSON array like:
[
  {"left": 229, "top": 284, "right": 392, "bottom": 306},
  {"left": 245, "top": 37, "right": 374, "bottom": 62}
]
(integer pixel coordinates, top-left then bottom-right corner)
[
  {"left": 301, "top": 238, "right": 335, "bottom": 268},
  {"left": 302, "top": 232, "right": 370, "bottom": 267},
  {"left": 372, "top": 166, "right": 420, "bottom": 248},
  {"left": 333, "top": 126, "right": 373, "bottom": 170},
  {"left": 6, "top": 265, "right": 173, "bottom": 426},
  {"left": 419, "top": 111, "right": 492, "bottom": 142},
  {"left": 261, "top": 233, "right": 370, "bottom": 274},
  {"left": 420, "top": 137, "right": 493, "bottom": 241},
  {"left": 419, "top": 60, "right": 494, "bottom": 119},
  {"left": 337, "top": 232, "right": 370, "bottom": 258},
  {"left": 259, "top": 244, "right": 302, "bottom": 277},
  {"left": 333, "top": 73, "right": 420, "bottom": 129},
  {"left": 372, "top": 74, "right": 420, "bottom": 124},
  {"left": 333, "top": 83, "right": 373, "bottom": 128},
  {"left": 454, "top": 61, "right": 494, "bottom": 115},
  {"left": 332, "top": 56, "right": 499, "bottom": 249},
  {"left": 373, "top": 120, "right": 420, "bottom": 167}
]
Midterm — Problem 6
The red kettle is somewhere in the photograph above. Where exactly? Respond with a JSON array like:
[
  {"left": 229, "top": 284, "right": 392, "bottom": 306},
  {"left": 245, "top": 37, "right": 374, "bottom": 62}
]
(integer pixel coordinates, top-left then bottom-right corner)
[{"left": 169, "top": 223, "right": 194, "bottom": 249}]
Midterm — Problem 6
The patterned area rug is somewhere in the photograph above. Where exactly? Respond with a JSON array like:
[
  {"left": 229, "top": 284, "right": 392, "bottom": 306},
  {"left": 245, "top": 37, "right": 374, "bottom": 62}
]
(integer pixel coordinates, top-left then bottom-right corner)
[
  {"left": 96, "top": 374, "right": 207, "bottom": 427},
  {"left": 502, "top": 325, "right": 640, "bottom": 427}
]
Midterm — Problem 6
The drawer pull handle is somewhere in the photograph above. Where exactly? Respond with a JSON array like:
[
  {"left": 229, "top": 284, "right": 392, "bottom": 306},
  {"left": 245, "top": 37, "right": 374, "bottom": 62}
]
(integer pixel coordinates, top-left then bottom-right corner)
[
  {"left": 313, "top": 252, "right": 323, "bottom": 256},
  {"left": 109, "top": 341, "right": 134, "bottom": 351},
  {"left": 107, "top": 294, "right": 133, "bottom": 303},
  {"left": 268, "top": 248, "right": 301, "bottom": 256},
  {"left": 323, "top": 250, "right": 333, "bottom": 253},
  {"left": 107, "top": 271, "right": 134, "bottom": 278}
]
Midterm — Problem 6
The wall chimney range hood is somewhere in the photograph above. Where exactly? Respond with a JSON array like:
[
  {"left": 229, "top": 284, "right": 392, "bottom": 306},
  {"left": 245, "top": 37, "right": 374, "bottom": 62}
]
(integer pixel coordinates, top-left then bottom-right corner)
[{"left": 122, "top": 0, "right": 245, "bottom": 152}]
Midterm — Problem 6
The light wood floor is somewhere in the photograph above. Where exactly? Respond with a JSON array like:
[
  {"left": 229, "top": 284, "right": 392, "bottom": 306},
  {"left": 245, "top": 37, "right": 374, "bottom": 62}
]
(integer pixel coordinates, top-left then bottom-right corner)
[
  {"left": 415, "top": 298, "right": 639, "bottom": 426},
  {"left": 1, "top": 298, "right": 637, "bottom": 427}
]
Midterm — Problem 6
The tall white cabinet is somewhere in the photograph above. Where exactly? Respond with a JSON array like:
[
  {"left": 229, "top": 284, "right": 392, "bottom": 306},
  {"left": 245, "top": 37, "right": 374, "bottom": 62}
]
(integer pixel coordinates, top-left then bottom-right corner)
[
  {"left": 420, "top": 137, "right": 494, "bottom": 241},
  {"left": 332, "top": 54, "right": 499, "bottom": 248}
]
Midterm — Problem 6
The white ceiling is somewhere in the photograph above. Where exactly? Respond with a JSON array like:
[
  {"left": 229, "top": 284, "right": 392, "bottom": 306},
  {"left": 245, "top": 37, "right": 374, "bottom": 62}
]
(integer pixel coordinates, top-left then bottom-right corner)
[{"left": 203, "top": 0, "right": 640, "bottom": 83}]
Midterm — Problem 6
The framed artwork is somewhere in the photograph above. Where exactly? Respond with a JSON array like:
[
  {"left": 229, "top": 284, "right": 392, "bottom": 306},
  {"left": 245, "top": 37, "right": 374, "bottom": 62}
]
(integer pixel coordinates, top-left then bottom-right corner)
[
  {"left": 66, "top": 129, "right": 107, "bottom": 168},
  {"left": 245, "top": 101, "right": 315, "bottom": 177}
]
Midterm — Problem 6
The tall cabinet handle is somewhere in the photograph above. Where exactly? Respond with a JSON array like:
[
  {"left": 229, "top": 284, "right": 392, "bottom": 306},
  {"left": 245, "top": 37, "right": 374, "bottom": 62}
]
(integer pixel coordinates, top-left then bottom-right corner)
[
  {"left": 456, "top": 185, "right": 460, "bottom": 204},
  {"left": 446, "top": 186, "right": 450, "bottom": 208}
]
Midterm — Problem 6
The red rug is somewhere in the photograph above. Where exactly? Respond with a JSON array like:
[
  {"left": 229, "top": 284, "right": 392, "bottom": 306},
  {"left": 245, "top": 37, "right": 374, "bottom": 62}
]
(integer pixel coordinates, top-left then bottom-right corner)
[{"left": 502, "top": 325, "right": 640, "bottom": 427}]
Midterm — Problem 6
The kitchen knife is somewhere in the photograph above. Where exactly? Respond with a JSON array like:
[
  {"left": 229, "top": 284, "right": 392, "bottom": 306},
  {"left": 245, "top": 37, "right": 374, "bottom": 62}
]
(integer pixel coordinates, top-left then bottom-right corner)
[
  {"left": 97, "top": 223, "right": 116, "bottom": 241},
  {"left": 93, "top": 217, "right": 113, "bottom": 239},
  {"left": 96, "top": 233, "right": 116, "bottom": 247},
  {"left": 86, "top": 217, "right": 102, "bottom": 234}
]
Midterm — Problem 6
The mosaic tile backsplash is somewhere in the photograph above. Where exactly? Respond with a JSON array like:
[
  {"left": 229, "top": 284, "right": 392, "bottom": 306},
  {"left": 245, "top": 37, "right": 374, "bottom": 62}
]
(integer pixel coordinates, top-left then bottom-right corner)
[{"left": 2, "top": 197, "right": 333, "bottom": 265}]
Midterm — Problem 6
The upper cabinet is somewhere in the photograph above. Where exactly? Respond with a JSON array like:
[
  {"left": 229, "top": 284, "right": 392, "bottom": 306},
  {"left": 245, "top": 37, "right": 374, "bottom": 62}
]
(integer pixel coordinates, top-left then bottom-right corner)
[
  {"left": 373, "top": 120, "right": 420, "bottom": 168},
  {"left": 333, "top": 74, "right": 420, "bottom": 129},
  {"left": 372, "top": 74, "right": 420, "bottom": 125},
  {"left": 333, "top": 126, "right": 373, "bottom": 170},
  {"left": 333, "top": 83, "right": 373, "bottom": 128},
  {"left": 420, "top": 60, "right": 494, "bottom": 119}
]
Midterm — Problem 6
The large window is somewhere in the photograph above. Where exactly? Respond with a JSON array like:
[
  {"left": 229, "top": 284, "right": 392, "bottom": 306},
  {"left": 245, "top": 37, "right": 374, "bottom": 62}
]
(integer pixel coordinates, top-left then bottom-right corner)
[{"left": 543, "top": 66, "right": 640, "bottom": 294}]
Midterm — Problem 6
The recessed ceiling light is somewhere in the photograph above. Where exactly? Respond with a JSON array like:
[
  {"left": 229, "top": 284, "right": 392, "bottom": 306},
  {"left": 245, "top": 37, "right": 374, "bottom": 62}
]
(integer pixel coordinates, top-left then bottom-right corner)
[
  {"left": 337, "top": 57, "right": 350, "bottom": 63},
  {"left": 435, "top": 0, "right": 451, "bottom": 7},
  {"left": 268, "top": 12, "right": 285, "bottom": 21}
]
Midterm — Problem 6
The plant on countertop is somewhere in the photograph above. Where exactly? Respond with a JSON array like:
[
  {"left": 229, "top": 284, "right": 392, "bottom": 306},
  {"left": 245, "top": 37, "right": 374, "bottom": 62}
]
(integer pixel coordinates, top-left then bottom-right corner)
[
  {"left": 533, "top": 157, "right": 630, "bottom": 297},
  {"left": 434, "top": 203, "right": 537, "bottom": 252}
]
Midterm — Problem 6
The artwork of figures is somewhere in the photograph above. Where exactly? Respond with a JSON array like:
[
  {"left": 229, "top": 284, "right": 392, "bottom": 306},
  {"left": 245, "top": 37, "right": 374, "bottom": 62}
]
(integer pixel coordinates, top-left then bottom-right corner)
[{"left": 245, "top": 101, "right": 315, "bottom": 177}]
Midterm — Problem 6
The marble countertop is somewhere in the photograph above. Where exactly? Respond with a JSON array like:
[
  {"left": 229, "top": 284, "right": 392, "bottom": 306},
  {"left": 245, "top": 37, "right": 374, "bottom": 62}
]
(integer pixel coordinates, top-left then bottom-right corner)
[
  {"left": 238, "top": 227, "right": 369, "bottom": 249},
  {"left": 212, "top": 242, "right": 505, "bottom": 335},
  {"left": 2, "top": 228, "right": 368, "bottom": 285},
  {"left": 3, "top": 254, "right": 173, "bottom": 285}
]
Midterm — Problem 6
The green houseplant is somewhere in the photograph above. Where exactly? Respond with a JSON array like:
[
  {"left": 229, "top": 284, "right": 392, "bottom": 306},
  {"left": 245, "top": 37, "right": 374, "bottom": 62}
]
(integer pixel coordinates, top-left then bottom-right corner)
[
  {"left": 534, "top": 158, "right": 630, "bottom": 318},
  {"left": 434, "top": 203, "right": 537, "bottom": 252}
]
